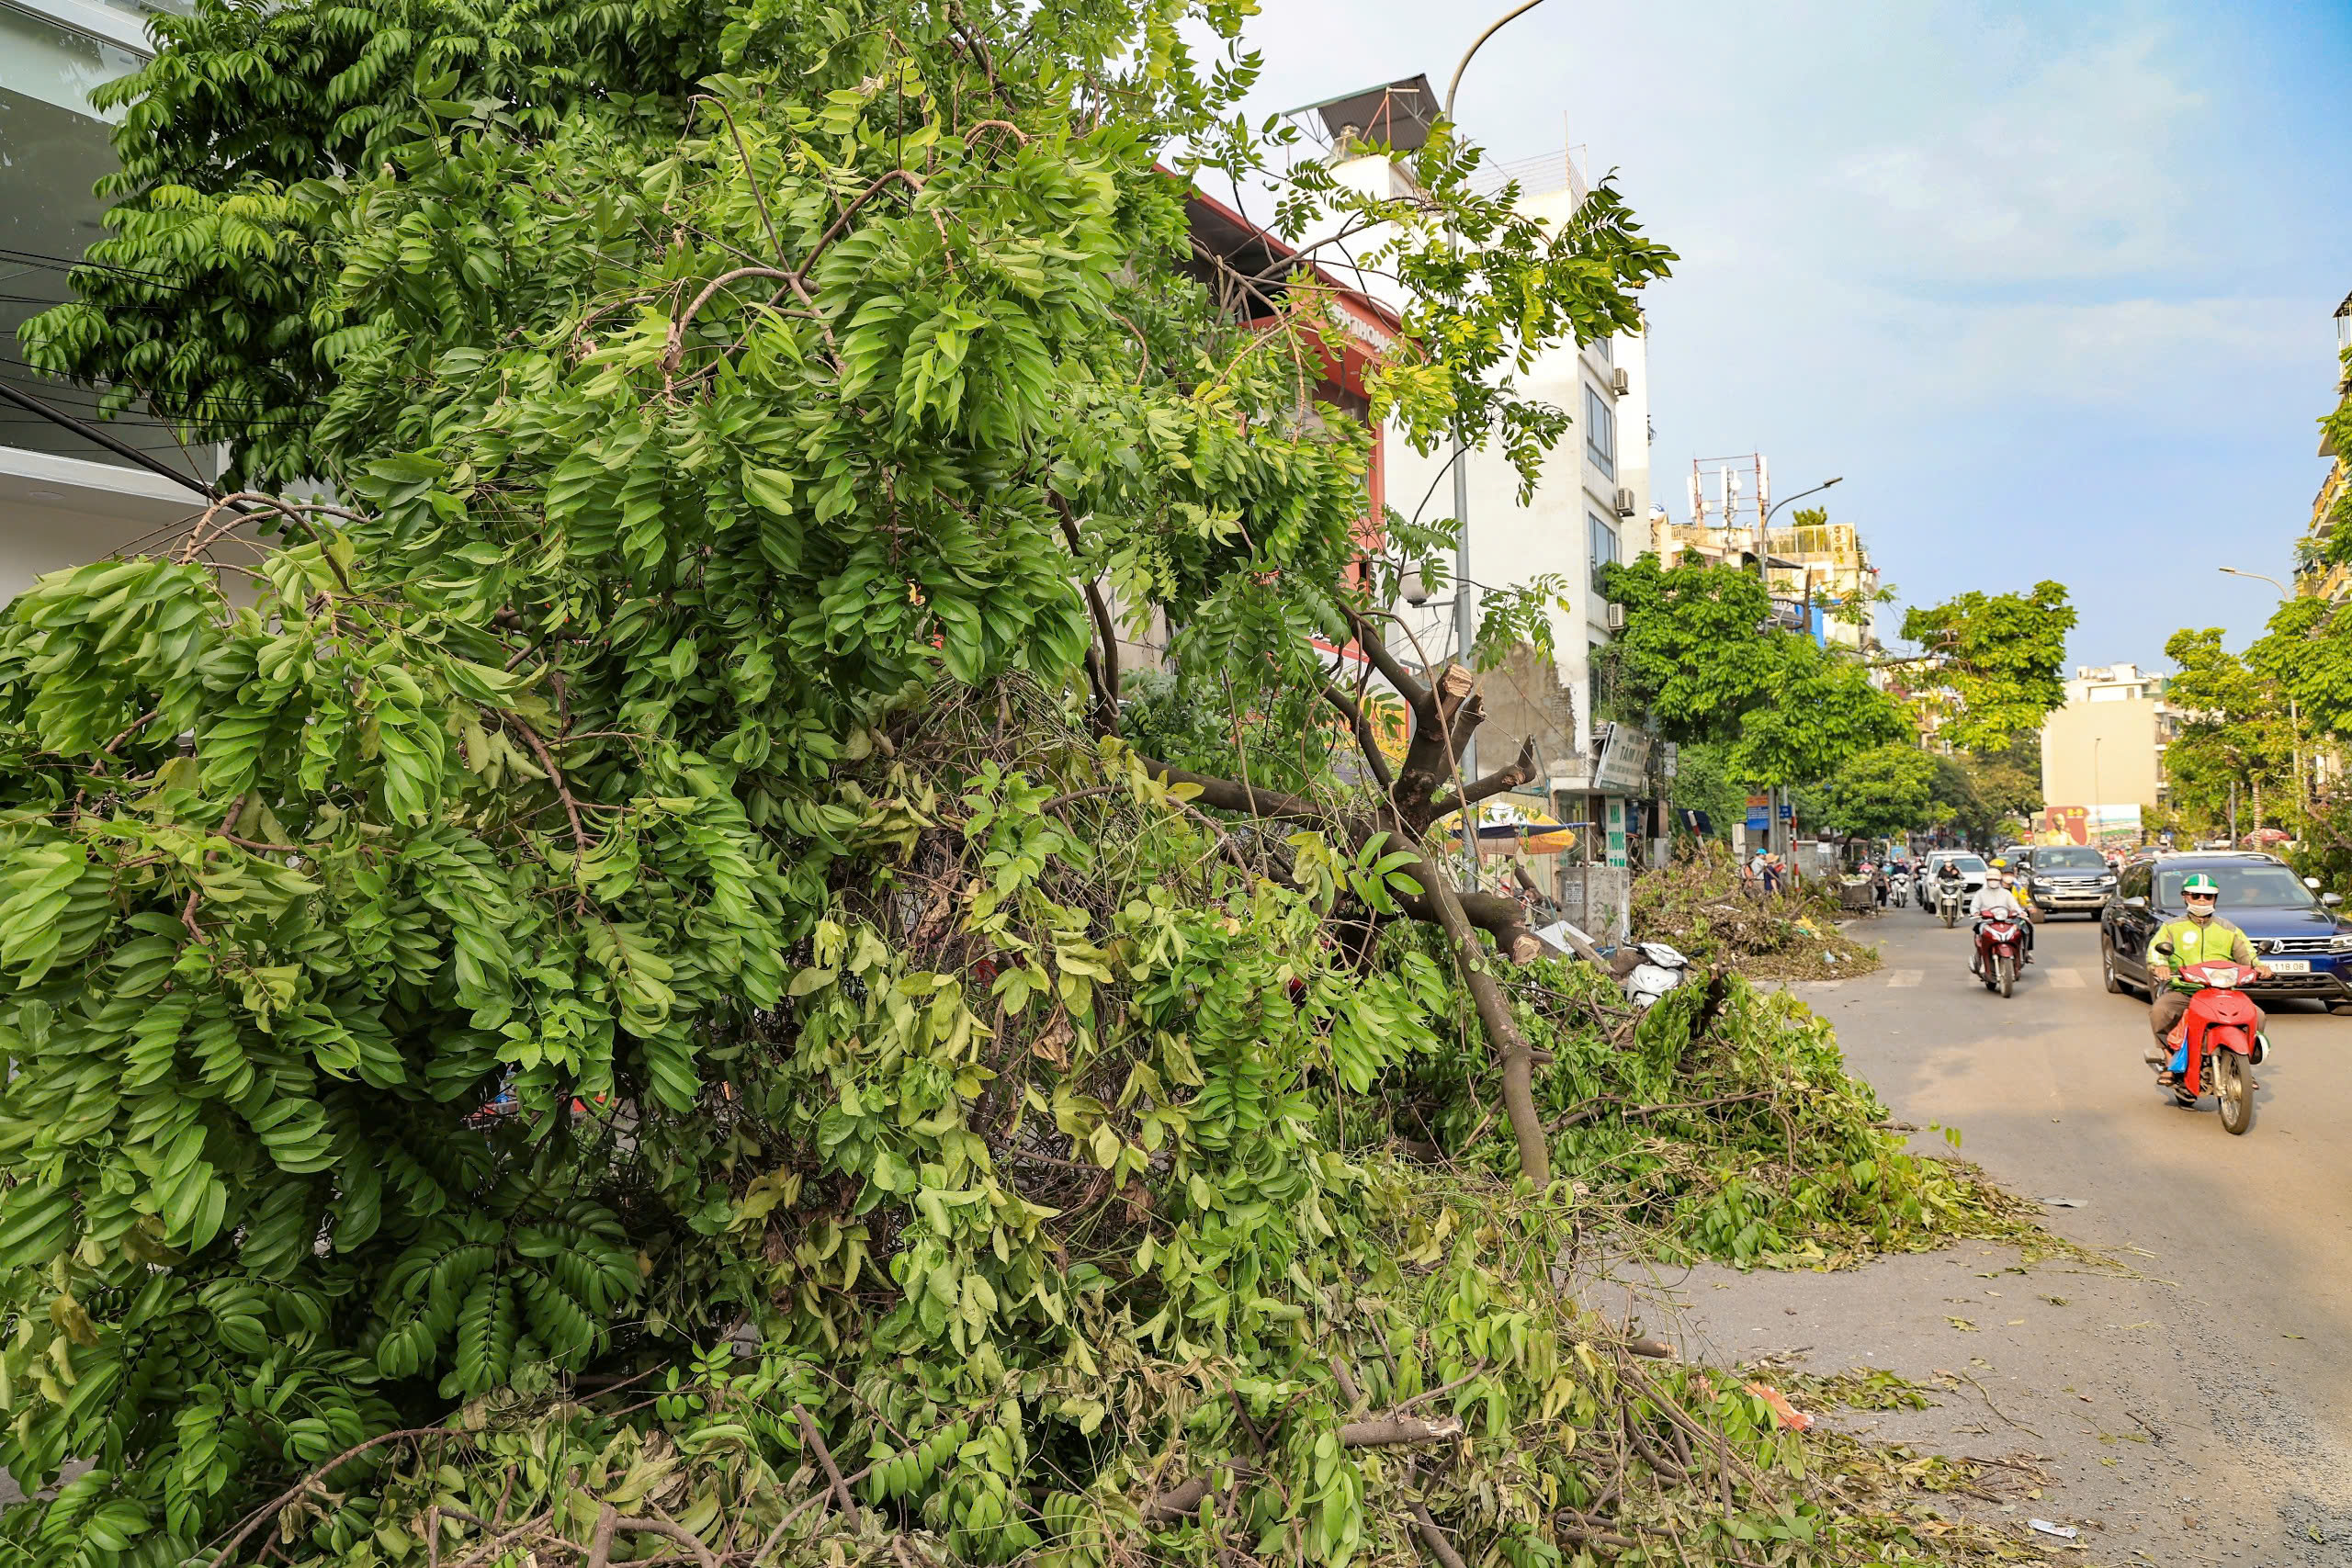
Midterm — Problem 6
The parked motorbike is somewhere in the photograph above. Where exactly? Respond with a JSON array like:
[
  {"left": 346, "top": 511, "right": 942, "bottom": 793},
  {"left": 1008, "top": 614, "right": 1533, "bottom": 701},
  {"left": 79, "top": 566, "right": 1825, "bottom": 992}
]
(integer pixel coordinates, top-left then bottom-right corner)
[
  {"left": 1937, "top": 881, "right": 1963, "bottom": 928},
  {"left": 1973, "top": 915, "right": 2027, "bottom": 998},
  {"left": 2153, "top": 942, "right": 2266, "bottom": 1134}
]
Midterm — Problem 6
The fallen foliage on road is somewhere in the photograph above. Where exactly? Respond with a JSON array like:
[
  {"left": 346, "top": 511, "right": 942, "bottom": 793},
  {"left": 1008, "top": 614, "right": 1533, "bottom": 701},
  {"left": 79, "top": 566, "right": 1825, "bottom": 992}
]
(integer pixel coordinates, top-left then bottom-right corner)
[{"left": 1631, "top": 846, "right": 1888, "bottom": 980}]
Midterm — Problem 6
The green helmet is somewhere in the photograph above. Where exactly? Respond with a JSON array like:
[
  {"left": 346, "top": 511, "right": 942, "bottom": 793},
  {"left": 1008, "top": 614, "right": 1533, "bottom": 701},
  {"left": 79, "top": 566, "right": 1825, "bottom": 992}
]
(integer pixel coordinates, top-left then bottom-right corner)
[{"left": 2182, "top": 873, "right": 2220, "bottom": 898}]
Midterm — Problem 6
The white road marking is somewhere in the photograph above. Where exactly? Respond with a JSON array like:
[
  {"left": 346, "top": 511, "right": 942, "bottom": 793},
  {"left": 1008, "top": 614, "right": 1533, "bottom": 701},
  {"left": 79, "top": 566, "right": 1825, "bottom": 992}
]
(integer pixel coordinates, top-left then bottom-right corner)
[
  {"left": 1885, "top": 969, "right": 1924, "bottom": 987},
  {"left": 2044, "top": 967, "right": 2085, "bottom": 988}
]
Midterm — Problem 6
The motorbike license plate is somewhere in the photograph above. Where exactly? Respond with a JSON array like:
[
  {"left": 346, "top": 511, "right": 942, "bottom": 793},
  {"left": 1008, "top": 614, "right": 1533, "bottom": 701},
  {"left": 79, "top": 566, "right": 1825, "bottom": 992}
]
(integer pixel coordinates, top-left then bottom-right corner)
[{"left": 2267, "top": 959, "right": 2311, "bottom": 974}]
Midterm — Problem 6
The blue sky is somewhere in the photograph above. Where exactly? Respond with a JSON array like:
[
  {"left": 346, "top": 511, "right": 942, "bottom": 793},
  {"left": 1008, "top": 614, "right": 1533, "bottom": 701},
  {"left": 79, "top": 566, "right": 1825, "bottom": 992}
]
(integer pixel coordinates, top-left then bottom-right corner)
[{"left": 1216, "top": 0, "right": 2352, "bottom": 671}]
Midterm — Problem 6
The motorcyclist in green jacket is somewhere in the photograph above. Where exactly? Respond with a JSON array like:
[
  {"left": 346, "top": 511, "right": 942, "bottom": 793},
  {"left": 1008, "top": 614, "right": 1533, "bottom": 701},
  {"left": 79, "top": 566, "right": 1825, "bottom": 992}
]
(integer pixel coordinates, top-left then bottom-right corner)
[{"left": 2144, "top": 872, "right": 2269, "bottom": 1078}]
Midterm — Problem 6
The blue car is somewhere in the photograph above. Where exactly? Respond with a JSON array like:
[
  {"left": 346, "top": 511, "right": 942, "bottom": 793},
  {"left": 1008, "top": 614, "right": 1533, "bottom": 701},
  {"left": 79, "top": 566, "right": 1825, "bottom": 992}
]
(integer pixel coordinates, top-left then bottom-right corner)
[{"left": 2100, "top": 852, "right": 2352, "bottom": 1009}]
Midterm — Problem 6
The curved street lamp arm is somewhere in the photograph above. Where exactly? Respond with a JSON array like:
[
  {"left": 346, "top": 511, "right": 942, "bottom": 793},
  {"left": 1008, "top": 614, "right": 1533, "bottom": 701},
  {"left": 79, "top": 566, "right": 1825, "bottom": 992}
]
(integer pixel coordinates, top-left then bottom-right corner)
[
  {"left": 1765, "top": 476, "right": 1843, "bottom": 527},
  {"left": 1445, "top": 0, "right": 1551, "bottom": 118}
]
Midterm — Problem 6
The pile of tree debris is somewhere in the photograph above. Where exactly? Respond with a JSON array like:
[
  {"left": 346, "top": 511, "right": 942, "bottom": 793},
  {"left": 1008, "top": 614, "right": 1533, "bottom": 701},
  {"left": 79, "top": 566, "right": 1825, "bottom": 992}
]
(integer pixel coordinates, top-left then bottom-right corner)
[{"left": 1631, "top": 846, "right": 1884, "bottom": 980}]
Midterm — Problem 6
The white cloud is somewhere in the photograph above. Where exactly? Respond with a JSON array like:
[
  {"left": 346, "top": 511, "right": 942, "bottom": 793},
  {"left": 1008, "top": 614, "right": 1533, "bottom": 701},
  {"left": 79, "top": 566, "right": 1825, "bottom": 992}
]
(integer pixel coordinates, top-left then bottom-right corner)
[
  {"left": 1933, "top": 296, "right": 2310, "bottom": 403},
  {"left": 1827, "top": 29, "right": 2205, "bottom": 281}
]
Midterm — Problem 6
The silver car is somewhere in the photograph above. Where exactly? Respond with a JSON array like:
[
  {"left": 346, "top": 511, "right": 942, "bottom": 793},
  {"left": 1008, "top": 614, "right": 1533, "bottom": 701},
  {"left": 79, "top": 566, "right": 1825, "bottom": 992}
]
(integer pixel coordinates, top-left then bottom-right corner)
[{"left": 1917, "top": 852, "right": 1987, "bottom": 913}]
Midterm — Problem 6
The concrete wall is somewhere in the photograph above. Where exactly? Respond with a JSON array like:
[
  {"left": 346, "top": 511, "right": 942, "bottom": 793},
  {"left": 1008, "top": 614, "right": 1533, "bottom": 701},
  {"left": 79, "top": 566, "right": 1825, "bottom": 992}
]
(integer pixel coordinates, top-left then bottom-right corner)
[
  {"left": 0, "top": 448, "right": 215, "bottom": 603},
  {"left": 2041, "top": 696, "right": 2164, "bottom": 808}
]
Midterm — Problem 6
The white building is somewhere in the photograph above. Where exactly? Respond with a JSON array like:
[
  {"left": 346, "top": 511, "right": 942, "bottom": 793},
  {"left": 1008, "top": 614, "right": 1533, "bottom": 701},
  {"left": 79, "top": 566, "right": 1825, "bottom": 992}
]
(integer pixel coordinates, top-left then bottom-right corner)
[
  {"left": 1293, "top": 83, "right": 1655, "bottom": 889},
  {"left": 2, "top": 1, "right": 210, "bottom": 602}
]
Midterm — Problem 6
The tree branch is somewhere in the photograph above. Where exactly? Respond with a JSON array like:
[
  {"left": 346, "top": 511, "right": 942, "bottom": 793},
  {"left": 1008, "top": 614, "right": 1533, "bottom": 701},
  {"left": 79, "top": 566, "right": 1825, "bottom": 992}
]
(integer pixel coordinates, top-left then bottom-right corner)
[
  {"left": 610, "top": 1517, "right": 718, "bottom": 1568},
  {"left": 801, "top": 168, "right": 926, "bottom": 276},
  {"left": 1134, "top": 757, "right": 1329, "bottom": 826},
  {"left": 206, "top": 1428, "right": 470, "bottom": 1568},
  {"left": 1425, "top": 733, "right": 1539, "bottom": 820},
  {"left": 1408, "top": 1499, "right": 1469, "bottom": 1568},
  {"left": 1321, "top": 681, "right": 1396, "bottom": 791},
  {"left": 792, "top": 1406, "right": 863, "bottom": 1530},
  {"left": 662, "top": 171, "right": 927, "bottom": 373},
  {"left": 944, "top": 0, "right": 1019, "bottom": 112},
  {"left": 1405, "top": 860, "right": 1551, "bottom": 1185},
  {"left": 1141, "top": 1416, "right": 1465, "bottom": 1526},
  {"left": 1052, "top": 499, "right": 1121, "bottom": 734},
  {"left": 1343, "top": 604, "right": 1431, "bottom": 709}
]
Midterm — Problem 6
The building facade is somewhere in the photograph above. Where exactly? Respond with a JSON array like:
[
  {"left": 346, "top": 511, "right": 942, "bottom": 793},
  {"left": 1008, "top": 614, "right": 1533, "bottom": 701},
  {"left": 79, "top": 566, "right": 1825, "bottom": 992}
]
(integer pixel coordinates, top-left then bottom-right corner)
[
  {"left": 1651, "top": 512, "right": 1881, "bottom": 651},
  {"left": 3, "top": 1, "right": 213, "bottom": 602},
  {"left": 2040, "top": 662, "right": 2177, "bottom": 813},
  {"left": 2294, "top": 291, "right": 2350, "bottom": 604},
  {"left": 1307, "top": 120, "right": 1654, "bottom": 873}
]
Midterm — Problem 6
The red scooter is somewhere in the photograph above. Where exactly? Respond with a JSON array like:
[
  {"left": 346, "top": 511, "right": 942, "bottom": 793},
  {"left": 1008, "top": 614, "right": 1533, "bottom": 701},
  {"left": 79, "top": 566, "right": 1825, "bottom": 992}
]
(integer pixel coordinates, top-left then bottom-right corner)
[
  {"left": 1973, "top": 915, "right": 2028, "bottom": 998},
  {"left": 2156, "top": 953, "right": 2265, "bottom": 1135}
]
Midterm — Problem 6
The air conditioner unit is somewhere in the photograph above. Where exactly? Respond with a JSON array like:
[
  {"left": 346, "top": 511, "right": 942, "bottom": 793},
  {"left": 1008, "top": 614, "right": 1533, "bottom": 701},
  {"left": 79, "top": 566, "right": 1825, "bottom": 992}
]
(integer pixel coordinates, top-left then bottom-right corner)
[
  {"left": 1604, "top": 602, "right": 1626, "bottom": 631},
  {"left": 1612, "top": 487, "right": 1637, "bottom": 518},
  {"left": 1611, "top": 367, "right": 1630, "bottom": 396}
]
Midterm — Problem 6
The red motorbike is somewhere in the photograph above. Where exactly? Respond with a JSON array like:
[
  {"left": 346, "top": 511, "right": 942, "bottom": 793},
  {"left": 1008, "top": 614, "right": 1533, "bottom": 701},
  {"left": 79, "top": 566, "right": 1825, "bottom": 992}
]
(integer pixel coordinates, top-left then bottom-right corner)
[
  {"left": 1973, "top": 915, "right": 2028, "bottom": 998},
  {"left": 2157, "top": 956, "right": 2265, "bottom": 1134}
]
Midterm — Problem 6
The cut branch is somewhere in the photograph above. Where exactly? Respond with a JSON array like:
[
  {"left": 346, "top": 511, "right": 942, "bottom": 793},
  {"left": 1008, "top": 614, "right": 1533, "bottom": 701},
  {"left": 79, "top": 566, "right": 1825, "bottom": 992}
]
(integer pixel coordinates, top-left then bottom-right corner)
[
  {"left": 1426, "top": 733, "right": 1539, "bottom": 820},
  {"left": 1141, "top": 1414, "right": 1465, "bottom": 1526},
  {"left": 1134, "top": 757, "right": 1328, "bottom": 826},
  {"left": 1334, "top": 1415, "right": 1465, "bottom": 1448},
  {"left": 1139, "top": 1462, "right": 1255, "bottom": 1525},
  {"left": 793, "top": 1405, "right": 864, "bottom": 1530},
  {"left": 1414, "top": 863, "right": 1551, "bottom": 1186}
]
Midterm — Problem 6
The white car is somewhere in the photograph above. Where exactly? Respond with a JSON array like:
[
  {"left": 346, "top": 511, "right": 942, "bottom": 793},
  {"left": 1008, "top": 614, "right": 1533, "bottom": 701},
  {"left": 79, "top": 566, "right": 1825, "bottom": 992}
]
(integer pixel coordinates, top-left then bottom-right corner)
[{"left": 1917, "top": 852, "right": 1988, "bottom": 913}]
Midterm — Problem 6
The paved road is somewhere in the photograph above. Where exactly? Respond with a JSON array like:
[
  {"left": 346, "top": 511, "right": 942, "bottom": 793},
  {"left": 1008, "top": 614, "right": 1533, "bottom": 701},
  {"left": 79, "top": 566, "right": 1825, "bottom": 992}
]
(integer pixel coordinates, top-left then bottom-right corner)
[
  {"left": 1813, "top": 909, "right": 2352, "bottom": 1356},
  {"left": 1664, "top": 909, "right": 2352, "bottom": 1562}
]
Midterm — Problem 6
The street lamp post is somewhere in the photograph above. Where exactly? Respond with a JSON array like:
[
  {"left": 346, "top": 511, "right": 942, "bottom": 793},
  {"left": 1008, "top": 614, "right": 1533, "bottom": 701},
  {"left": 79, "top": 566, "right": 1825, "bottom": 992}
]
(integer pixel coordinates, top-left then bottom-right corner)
[
  {"left": 1755, "top": 476, "right": 1842, "bottom": 852},
  {"left": 2218, "top": 566, "right": 2305, "bottom": 819},
  {"left": 1438, "top": 0, "right": 1552, "bottom": 883},
  {"left": 1758, "top": 476, "right": 1843, "bottom": 597}
]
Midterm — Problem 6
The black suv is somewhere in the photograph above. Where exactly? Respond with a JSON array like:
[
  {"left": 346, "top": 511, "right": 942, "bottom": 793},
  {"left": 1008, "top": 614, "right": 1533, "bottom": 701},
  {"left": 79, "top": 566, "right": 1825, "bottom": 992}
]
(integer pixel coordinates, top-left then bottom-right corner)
[{"left": 2099, "top": 852, "right": 2352, "bottom": 1006}]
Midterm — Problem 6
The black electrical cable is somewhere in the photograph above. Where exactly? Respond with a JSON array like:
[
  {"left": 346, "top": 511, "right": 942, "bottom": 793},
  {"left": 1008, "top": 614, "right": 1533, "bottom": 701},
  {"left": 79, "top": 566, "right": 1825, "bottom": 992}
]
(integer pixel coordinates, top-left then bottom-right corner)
[{"left": 0, "top": 379, "right": 220, "bottom": 501}]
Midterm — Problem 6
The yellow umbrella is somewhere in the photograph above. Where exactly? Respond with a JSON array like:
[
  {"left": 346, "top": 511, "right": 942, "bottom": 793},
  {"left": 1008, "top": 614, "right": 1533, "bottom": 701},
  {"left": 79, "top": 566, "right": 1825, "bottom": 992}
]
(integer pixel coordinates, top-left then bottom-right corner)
[{"left": 1443, "top": 799, "right": 1577, "bottom": 857}]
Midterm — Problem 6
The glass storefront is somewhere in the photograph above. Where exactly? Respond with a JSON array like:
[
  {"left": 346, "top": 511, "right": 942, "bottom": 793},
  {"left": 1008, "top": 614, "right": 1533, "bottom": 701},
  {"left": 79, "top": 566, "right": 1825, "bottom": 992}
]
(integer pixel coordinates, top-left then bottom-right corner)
[{"left": 1, "top": 1, "right": 206, "bottom": 478}]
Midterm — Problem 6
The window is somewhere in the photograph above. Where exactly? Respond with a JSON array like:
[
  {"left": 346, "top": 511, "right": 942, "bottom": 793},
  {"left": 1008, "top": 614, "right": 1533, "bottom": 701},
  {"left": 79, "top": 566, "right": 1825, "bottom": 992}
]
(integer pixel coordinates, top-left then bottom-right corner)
[
  {"left": 2120, "top": 863, "right": 2151, "bottom": 901},
  {"left": 1594, "top": 333, "right": 1612, "bottom": 365},
  {"left": 1588, "top": 512, "right": 1618, "bottom": 592},
  {"left": 1583, "top": 384, "right": 1615, "bottom": 479},
  {"left": 2154, "top": 863, "right": 2318, "bottom": 909}
]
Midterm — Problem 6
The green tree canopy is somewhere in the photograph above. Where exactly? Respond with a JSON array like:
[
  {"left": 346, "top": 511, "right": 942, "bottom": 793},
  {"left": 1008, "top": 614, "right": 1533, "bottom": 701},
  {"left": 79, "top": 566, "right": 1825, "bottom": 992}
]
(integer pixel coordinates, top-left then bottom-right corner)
[
  {"left": 1894, "top": 581, "right": 2075, "bottom": 755},
  {"left": 2164, "top": 626, "right": 2295, "bottom": 830},
  {"left": 1599, "top": 550, "right": 1906, "bottom": 785},
  {"left": 1814, "top": 742, "right": 1946, "bottom": 840}
]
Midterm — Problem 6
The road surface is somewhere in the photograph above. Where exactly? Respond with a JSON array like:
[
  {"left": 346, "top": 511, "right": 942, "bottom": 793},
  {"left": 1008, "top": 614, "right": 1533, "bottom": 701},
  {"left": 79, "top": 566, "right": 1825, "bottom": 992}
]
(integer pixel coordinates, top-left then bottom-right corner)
[{"left": 1654, "top": 909, "right": 2352, "bottom": 1564}]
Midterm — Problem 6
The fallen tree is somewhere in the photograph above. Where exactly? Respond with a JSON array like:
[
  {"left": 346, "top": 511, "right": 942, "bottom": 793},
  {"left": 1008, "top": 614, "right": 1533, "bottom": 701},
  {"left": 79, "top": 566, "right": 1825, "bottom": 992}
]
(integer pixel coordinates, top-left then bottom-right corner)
[{"left": 0, "top": 4, "right": 2028, "bottom": 1566}]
